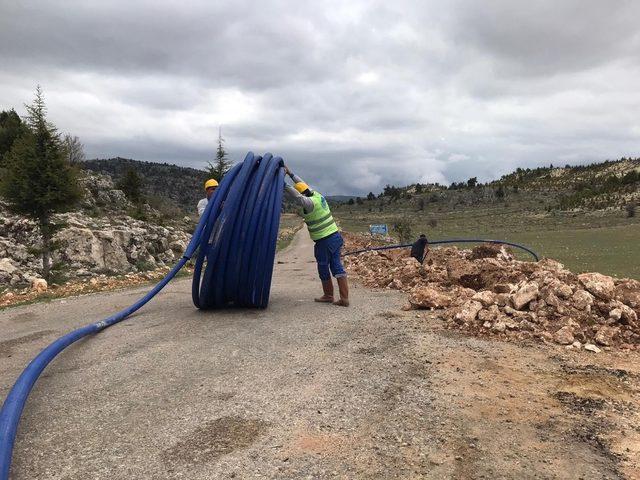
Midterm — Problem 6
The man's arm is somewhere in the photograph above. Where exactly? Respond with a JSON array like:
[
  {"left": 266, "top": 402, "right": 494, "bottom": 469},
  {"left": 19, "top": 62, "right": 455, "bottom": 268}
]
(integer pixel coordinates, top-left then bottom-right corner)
[
  {"left": 197, "top": 198, "right": 207, "bottom": 216},
  {"left": 283, "top": 166, "right": 314, "bottom": 213}
]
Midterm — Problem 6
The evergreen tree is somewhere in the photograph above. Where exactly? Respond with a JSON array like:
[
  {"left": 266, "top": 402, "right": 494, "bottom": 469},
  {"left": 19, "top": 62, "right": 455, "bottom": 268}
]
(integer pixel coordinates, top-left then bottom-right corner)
[
  {"left": 207, "top": 127, "right": 232, "bottom": 181},
  {"left": 0, "top": 86, "right": 83, "bottom": 281},
  {"left": 0, "top": 109, "right": 26, "bottom": 166},
  {"left": 118, "top": 167, "right": 144, "bottom": 204},
  {"left": 367, "top": 191, "right": 375, "bottom": 201}
]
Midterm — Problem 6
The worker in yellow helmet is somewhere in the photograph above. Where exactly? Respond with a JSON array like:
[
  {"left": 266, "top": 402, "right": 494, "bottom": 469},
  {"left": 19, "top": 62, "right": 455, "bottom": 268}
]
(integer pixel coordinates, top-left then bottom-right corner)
[
  {"left": 283, "top": 165, "right": 349, "bottom": 307},
  {"left": 197, "top": 178, "right": 218, "bottom": 216}
]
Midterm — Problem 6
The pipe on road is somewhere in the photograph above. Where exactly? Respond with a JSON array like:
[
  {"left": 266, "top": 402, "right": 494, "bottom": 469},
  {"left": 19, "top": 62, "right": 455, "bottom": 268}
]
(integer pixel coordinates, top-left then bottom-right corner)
[
  {"left": 0, "top": 152, "right": 284, "bottom": 479},
  {"left": 344, "top": 238, "right": 539, "bottom": 262}
]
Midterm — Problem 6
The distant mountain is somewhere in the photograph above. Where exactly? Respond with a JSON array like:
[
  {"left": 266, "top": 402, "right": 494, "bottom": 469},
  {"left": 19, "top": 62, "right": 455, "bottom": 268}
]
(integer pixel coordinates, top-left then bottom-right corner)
[
  {"left": 83, "top": 157, "right": 208, "bottom": 213},
  {"left": 355, "top": 157, "right": 639, "bottom": 212},
  {"left": 82, "top": 157, "right": 639, "bottom": 215}
]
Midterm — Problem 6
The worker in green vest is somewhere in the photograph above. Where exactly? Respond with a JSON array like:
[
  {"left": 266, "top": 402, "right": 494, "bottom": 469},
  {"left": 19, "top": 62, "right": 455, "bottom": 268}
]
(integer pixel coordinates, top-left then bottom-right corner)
[{"left": 283, "top": 165, "right": 349, "bottom": 307}]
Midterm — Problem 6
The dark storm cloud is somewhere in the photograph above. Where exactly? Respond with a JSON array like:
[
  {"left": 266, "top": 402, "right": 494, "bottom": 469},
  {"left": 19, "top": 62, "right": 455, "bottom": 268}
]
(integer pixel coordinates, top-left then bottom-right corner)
[{"left": 1, "top": 0, "right": 639, "bottom": 195}]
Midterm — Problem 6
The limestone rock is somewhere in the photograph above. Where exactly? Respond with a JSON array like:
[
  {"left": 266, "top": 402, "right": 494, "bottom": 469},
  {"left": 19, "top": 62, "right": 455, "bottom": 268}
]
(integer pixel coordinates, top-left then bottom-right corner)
[
  {"left": 492, "top": 320, "right": 507, "bottom": 333},
  {"left": 584, "top": 343, "right": 601, "bottom": 353},
  {"left": 472, "top": 290, "right": 496, "bottom": 307},
  {"left": 595, "top": 326, "right": 619, "bottom": 346},
  {"left": 454, "top": 300, "right": 483, "bottom": 324},
  {"left": 609, "top": 308, "right": 622, "bottom": 321},
  {"left": 615, "top": 279, "right": 640, "bottom": 309},
  {"left": 549, "top": 280, "right": 573, "bottom": 299},
  {"left": 554, "top": 326, "right": 574, "bottom": 345},
  {"left": 31, "top": 278, "right": 47, "bottom": 292},
  {"left": 0, "top": 257, "right": 18, "bottom": 274},
  {"left": 511, "top": 282, "right": 539, "bottom": 310},
  {"left": 408, "top": 286, "right": 452, "bottom": 309},
  {"left": 578, "top": 272, "right": 615, "bottom": 301},
  {"left": 571, "top": 289, "right": 594, "bottom": 311}
]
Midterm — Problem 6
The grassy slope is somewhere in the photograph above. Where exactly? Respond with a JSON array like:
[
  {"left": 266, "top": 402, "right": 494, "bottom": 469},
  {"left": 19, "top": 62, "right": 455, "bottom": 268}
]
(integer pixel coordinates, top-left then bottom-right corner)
[{"left": 333, "top": 187, "right": 640, "bottom": 280}]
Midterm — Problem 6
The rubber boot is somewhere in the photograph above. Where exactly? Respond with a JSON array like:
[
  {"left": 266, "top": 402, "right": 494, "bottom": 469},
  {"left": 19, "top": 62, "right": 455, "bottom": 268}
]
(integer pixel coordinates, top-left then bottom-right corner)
[
  {"left": 333, "top": 277, "right": 349, "bottom": 307},
  {"left": 314, "top": 280, "right": 334, "bottom": 303}
]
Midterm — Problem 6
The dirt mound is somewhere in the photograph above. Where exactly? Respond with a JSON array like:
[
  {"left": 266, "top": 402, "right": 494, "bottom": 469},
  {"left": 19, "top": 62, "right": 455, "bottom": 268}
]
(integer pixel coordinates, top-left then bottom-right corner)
[{"left": 342, "top": 233, "right": 640, "bottom": 352}]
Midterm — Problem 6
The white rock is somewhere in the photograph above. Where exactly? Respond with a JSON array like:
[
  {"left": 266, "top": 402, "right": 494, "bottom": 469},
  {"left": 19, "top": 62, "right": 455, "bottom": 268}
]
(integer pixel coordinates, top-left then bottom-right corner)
[
  {"left": 454, "top": 300, "right": 483, "bottom": 323},
  {"left": 31, "top": 278, "right": 47, "bottom": 292},
  {"left": 511, "top": 282, "right": 539, "bottom": 310},
  {"left": 0, "top": 257, "right": 17, "bottom": 274},
  {"left": 578, "top": 272, "right": 615, "bottom": 301},
  {"left": 554, "top": 326, "right": 574, "bottom": 345}
]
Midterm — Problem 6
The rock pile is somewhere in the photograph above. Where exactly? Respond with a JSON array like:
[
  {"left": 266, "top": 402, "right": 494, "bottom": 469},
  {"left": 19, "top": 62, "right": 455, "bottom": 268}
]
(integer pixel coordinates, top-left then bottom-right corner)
[{"left": 343, "top": 233, "right": 640, "bottom": 351}]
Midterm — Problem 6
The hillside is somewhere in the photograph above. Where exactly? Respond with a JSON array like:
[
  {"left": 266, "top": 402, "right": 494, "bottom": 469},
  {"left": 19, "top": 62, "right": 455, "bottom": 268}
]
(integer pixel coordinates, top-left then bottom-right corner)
[
  {"left": 83, "top": 157, "right": 209, "bottom": 214},
  {"left": 332, "top": 158, "right": 640, "bottom": 279}
]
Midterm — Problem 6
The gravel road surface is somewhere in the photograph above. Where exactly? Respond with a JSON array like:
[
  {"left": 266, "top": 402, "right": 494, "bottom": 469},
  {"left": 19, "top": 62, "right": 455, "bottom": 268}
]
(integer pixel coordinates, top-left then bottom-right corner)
[{"left": 1, "top": 231, "right": 639, "bottom": 479}]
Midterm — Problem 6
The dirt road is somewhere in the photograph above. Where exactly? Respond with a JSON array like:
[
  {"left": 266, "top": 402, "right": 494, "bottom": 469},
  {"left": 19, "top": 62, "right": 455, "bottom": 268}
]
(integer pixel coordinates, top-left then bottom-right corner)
[{"left": 1, "top": 231, "right": 639, "bottom": 479}]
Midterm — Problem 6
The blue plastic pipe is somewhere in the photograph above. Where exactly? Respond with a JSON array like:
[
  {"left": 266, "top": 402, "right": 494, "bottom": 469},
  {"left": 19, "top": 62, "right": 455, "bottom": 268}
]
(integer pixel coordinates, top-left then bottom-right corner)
[
  {"left": 0, "top": 152, "right": 284, "bottom": 479},
  {"left": 344, "top": 238, "right": 539, "bottom": 261}
]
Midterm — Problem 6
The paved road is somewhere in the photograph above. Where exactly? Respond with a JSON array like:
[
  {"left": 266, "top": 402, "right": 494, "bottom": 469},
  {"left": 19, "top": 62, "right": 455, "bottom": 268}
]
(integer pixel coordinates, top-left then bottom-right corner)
[{"left": 1, "top": 231, "right": 636, "bottom": 479}]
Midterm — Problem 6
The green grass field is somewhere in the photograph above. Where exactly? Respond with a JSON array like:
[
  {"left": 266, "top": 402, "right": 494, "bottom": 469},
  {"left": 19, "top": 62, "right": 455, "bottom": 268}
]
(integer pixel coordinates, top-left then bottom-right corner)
[{"left": 333, "top": 199, "right": 640, "bottom": 279}]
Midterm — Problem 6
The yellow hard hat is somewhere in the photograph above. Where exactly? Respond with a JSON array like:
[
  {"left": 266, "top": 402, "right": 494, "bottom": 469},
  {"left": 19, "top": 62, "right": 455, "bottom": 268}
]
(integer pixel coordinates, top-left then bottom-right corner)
[
  {"left": 204, "top": 179, "right": 219, "bottom": 190},
  {"left": 294, "top": 182, "right": 310, "bottom": 193}
]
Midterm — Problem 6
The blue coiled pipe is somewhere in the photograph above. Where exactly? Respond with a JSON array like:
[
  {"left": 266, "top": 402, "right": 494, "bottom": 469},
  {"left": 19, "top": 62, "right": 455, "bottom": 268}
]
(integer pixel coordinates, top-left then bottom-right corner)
[{"left": 0, "top": 152, "right": 284, "bottom": 479}]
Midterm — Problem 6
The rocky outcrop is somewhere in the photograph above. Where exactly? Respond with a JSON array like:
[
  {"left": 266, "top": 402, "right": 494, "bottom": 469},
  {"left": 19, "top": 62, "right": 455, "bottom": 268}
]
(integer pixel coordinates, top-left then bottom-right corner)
[{"left": 0, "top": 171, "right": 192, "bottom": 289}]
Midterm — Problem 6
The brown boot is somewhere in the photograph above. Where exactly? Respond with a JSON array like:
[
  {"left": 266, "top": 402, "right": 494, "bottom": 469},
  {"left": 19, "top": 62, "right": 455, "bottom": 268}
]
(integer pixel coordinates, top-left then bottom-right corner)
[
  {"left": 314, "top": 280, "right": 334, "bottom": 303},
  {"left": 333, "top": 276, "right": 349, "bottom": 307}
]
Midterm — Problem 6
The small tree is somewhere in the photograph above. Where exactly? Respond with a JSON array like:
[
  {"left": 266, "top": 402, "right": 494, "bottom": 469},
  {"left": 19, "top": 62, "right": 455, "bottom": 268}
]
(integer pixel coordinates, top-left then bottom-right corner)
[
  {"left": 208, "top": 127, "right": 232, "bottom": 181},
  {"left": 495, "top": 184, "right": 505, "bottom": 199},
  {"left": 118, "top": 167, "right": 144, "bottom": 204},
  {"left": 1, "top": 87, "right": 82, "bottom": 281},
  {"left": 0, "top": 109, "right": 26, "bottom": 166},
  {"left": 347, "top": 198, "right": 355, "bottom": 205},
  {"left": 467, "top": 177, "right": 478, "bottom": 188},
  {"left": 418, "top": 197, "right": 425, "bottom": 211},
  {"left": 626, "top": 203, "right": 636, "bottom": 218},
  {"left": 392, "top": 218, "right": 413, "bottom": 243},
  {"left": 62, "top": 134, "right": 85, "bottom": 164},
  {"left": 367, "top": 191, "right": 375, "bottom": 201},
  {"left": 415, "top": 183, "right": 423, "bottom": 194}
]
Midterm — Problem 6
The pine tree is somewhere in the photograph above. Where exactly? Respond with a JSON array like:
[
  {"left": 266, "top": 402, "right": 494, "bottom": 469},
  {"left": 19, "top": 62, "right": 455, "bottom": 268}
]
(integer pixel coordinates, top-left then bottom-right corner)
[
  {"left": 207, "top": 127, "right": 232, "bottom": 181},
  {"left": 0, "top": 109, "right": 26, "bottom": 166},
  {"left": 0, "top": 86, "right": 83, "bottom": 281},
  {"left": 118, "top": 167, "right": 144, "bottom": 204}
]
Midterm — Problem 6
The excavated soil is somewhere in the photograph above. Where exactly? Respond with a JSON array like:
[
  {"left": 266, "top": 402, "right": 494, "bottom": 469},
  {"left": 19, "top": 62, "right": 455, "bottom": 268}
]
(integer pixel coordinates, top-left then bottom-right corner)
[{"left": 343, "top": 232, "right": 640, "bottom": 352}]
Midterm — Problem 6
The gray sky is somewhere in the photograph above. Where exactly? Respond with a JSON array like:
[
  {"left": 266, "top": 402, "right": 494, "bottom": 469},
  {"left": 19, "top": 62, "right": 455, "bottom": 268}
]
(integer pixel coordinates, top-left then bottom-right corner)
[{"left": 1, "top": 0, "right": 639, "bottom": 195}]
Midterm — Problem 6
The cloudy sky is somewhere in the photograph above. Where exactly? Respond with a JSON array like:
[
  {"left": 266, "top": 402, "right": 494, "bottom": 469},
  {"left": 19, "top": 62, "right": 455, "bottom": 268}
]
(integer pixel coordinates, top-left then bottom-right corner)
[{"left": 1, "top": 1, "right": 639, "bottom": 194}]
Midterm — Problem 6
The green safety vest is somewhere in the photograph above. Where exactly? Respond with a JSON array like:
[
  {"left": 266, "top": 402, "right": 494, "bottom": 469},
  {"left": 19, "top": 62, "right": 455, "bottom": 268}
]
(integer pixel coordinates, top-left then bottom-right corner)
[{"left": 303, "top": 191, "right": 339, "bottom": 241}]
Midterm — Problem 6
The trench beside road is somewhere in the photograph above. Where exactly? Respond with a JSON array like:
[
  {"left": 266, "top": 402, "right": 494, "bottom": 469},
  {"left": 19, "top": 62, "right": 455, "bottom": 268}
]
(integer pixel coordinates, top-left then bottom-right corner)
[{"left": 1, "top": 230, "right": 638, "bottom": 479}]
